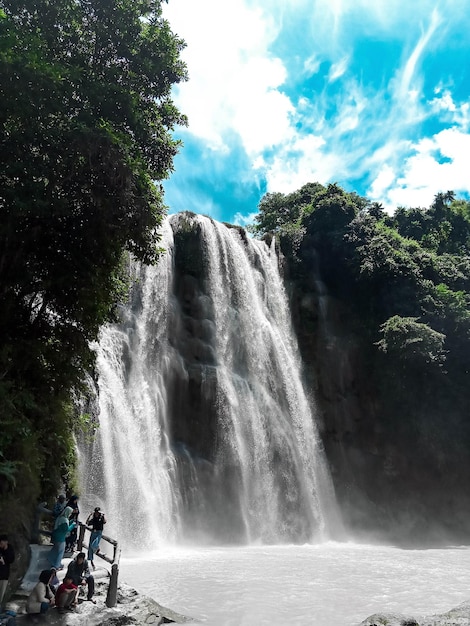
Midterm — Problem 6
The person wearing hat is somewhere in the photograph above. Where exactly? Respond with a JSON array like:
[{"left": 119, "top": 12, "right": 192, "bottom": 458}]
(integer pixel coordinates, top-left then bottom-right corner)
[{"left": 86, "top": 507, "right": 106, "bottom": 570}]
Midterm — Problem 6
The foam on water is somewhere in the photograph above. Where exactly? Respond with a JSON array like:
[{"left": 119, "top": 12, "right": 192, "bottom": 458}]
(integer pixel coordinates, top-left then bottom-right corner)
[{"left": 120, "top": 542, "right": 470, "bottom": 626}]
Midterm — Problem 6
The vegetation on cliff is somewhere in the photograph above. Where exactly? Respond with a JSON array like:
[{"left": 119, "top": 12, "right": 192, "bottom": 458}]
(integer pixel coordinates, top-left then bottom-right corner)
[
  {"left": 253, "top": 183, "right": 470, "bottom": 374},
  {"left": 0, "top": 0, "right": 186, "bottom": 530},
  {"left": 253, "top": 182, "right": 470, "bottom": 537}
]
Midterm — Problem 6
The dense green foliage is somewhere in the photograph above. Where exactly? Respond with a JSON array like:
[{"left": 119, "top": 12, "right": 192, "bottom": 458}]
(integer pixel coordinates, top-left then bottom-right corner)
[
  {"left": 254, "top": 182, "right": 470, "bottom": 478},
  {"left": 0, "top": 0, "right": 186, "bottom": 515}
]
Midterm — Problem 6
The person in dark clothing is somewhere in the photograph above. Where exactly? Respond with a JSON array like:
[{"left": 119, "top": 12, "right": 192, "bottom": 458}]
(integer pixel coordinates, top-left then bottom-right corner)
[
  {"left": 66, "top": 552, "right": 95, "bottom": 603},
  {"left": 86, "top": 507, "right": 106, "bottom": 569},
  {"left": 0, "top": 535, "right": 15, "bottom": 608},
  {"left": 65, "top": 495, "right": 80, "bottom": 553}
]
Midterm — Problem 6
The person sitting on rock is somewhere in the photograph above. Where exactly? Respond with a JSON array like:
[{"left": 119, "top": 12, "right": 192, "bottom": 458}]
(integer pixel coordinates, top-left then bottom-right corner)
[
  {"left": 66, "top": 552, "right": 96, "bottom": 604},
  {"left": 55, "top": 575, "right": 78, "bottom": 613},
  {"left": 26, "top": 570, "right": 55, "bottom": 615}
]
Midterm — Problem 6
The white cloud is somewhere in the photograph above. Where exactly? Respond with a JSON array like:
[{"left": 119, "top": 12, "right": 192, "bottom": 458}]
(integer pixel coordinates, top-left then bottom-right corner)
[
  {"left": 328, "top": 56, "right": 349, "bottom": 82},
  {"left": 162, "top": 0, "right": 470, "bottom": 223},
  {"left": 256, "top": 133, "right": 346, "bottom": 194},
  {"left": 233, "top": 211, "right": 258, "bottom": 227},
  {"left": 397, "top": 8, "right": 441, "bottom": 101},
  {"left": 429, "top": 91, "right": 470, "bottom": 129},
  {"left": 303, "top": 54, "right": 321, "bottom": 75},
  {"left": 368, "top": 128, "right": 470, "bottom": 209},
  {"left": 369, "top": 165, "right": 396, "bottom": 199},
  {"left": 162, "top": 0, "right": 287, "bottom": 153}
]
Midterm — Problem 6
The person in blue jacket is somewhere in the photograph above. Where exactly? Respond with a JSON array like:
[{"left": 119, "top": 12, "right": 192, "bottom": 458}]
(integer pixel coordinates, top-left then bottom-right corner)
[{"left": 48, "top": 506, "right": 75, "bottom": 570}]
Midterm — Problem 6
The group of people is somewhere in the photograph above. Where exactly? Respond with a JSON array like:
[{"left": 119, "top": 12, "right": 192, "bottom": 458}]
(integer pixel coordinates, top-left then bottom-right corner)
[
  {"left": 26, "top": 495, "right": 107, "bottom": 616},
  {"left": 48, "top": 494, "right": 107, "bottom": 572},
  {"left": 26, "top": 552, "right": 96, "bottom": 615},
  {"left": 0, "top": 495, "right": 108, "bottom": 615}
]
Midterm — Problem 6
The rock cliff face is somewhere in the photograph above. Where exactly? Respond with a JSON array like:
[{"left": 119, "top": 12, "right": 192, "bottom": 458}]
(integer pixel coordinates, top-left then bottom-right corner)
[
  {"left": 85, "top": 213, "right": 334, "bottom": 546},
  {"left": 85, "top": 214, "right": 470, "bottom": 546},
  {"left": 282, "top": 232, "right": 470, "bottom": 545},
  {"left": 169, "top": 217, "right": 219, "bottom": 462}
]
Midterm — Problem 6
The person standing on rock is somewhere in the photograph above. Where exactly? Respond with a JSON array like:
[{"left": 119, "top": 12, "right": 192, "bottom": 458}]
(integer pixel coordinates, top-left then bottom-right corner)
[
  {"left": 66, "top": 552, "right": 96, "bottom": 604},
  {"left": 86, "top": 507, "right": 106, "bottom": 570},
  {"left": 48, "top": 506, "right": 76, "bottom": 570},
  {"left": 65, "top": 495, "right": 80, "bottom": 553},
  {"left": 0, "top": 535, "right": 15, "bottom": 609},
  {"left": 52, "top": 494, "right": 66, "bottom": 519}
]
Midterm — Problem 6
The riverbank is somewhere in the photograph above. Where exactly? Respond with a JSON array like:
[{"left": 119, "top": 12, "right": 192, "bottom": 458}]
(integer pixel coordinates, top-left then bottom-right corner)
[
  {"left": 359, "top": 600, "right": 470, "bottom": 626},
  {"left": 8, "top": 576, "right": 193, "bottom": 625},
  {"left": 5, "top": 544, "right": 193, "bottom": 626}
]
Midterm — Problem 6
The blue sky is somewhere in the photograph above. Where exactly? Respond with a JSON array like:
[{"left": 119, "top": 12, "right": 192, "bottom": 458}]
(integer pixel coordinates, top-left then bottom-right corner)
[{"left": 162, "top": 0, "right": 470, "bottom": 225}]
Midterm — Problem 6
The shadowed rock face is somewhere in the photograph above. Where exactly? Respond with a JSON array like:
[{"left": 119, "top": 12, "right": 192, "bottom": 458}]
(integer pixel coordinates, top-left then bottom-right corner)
[
  {"left": 85, "top": 214, "right": 335, "bottom": 547},
  {"left": 282, "top": 233, "right": 470, "bottom": 545},
  {"left": 161, "top": 215, "right": 332, "bottom": 543},
  {"left": 84, "top": 213, "right": 470, "bottom": 546},
  {"left": 169, "top": 220, "right": 219, "bottom": 462}
]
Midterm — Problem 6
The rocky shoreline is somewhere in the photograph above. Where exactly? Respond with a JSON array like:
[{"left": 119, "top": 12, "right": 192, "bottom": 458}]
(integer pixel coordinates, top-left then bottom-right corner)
[
  {"left": 8, "top": 576, "right": 193, "bottom": 626},
  {"left": 358, "top": 600, "right": 470, "bottom": 626},
  {"left": 8, "top": 586, "right": 470, "bottom": 626}
]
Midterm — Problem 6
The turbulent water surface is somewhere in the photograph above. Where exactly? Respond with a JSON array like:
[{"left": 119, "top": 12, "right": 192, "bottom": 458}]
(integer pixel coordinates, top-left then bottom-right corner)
[{"left": 120, "top": 542, "right": 470, "bottom": 626}]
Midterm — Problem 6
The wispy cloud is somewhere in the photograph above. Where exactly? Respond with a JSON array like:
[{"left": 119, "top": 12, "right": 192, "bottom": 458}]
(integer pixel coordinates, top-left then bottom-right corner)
[
  {"left": 162, "top": 0, "right": 470, "bottom": 222},
  {"left": 328, "top": 56, "right": 349, "bottom": 82}
]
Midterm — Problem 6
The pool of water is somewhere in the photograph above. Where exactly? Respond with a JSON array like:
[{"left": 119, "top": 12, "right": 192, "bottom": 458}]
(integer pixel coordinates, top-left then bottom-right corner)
[{"left": 119, "top": 542, "right": 470, "bottom": 625}]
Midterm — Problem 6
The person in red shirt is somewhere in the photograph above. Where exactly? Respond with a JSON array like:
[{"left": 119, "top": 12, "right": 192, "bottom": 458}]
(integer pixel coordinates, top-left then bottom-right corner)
[{"left": 55, "top": 575, "right": 78, "bottom": 613}]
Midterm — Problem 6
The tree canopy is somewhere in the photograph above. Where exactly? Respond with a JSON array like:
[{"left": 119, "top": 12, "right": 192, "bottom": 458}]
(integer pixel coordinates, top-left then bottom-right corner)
[
  {"left": 0, "top": 0, "right": 187, "bottom": 505},
  {"left": 254, "top": 180, "right": 470, "bottom": 408}
]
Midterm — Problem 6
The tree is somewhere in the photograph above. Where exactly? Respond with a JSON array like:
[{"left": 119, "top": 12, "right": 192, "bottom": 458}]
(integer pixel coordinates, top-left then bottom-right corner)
[
  {"left": 251, "top": 182, "right": 325, "bottom": 235},
  {"left": 0, "top": 0, "right": 187, "bottom": 503},
  {"left": 303, "top": 183, "right": 361, "bottom": 239},
  {"left": 367, "top": 201, "right": 385, "bottom": 220},
  {"left": 376, "top": 315, "right": 446, "bottom": 366}
]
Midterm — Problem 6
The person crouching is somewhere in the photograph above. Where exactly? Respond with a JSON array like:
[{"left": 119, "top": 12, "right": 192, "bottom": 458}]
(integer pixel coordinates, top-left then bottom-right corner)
[{"left": 55, "top": 575, "right": 78, "bottom": 613}]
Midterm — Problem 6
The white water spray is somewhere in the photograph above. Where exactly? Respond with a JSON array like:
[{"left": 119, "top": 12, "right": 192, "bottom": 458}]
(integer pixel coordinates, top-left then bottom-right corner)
[{"left": 80, "top": 214, "right": 341, "bottom": 547}]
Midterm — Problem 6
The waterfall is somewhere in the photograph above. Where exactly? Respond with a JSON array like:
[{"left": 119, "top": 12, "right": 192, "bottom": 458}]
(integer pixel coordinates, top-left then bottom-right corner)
[{"left": 80, "top": 213, "right": 341, "bottom": 548}]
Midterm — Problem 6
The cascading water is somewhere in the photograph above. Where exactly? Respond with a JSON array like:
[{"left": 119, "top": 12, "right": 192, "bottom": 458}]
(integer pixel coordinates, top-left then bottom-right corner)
[{"left": 79, "top": 213, "right": 341, "bottom": 548}]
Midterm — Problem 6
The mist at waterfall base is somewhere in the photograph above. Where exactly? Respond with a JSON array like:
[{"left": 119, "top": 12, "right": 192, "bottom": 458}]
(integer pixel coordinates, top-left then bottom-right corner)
[
  {"left": 79, "top": 214, "right": 467, "bottom": 625},
  {"left": 118, "top": 543, "right": 470, "bottom": 626}
]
